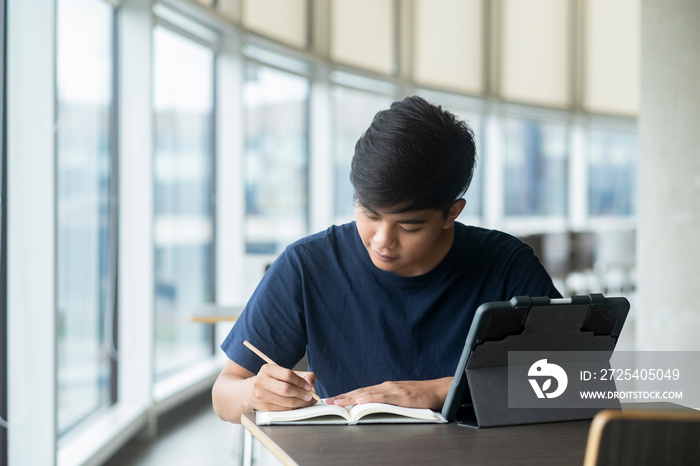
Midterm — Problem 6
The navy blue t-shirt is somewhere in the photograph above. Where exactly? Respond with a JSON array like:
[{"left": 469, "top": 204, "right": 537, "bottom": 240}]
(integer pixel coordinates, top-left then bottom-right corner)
[{"left": 220, "top": 221, "right": 560, "bottom": 398}]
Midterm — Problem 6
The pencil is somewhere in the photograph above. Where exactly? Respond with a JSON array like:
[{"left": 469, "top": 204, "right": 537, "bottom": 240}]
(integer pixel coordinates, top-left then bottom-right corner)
[{"left": 243, "top": 340, "right": 322, "bottom": 402}]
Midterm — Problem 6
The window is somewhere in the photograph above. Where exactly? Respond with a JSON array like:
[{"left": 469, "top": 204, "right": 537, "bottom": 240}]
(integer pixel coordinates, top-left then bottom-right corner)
[
  {"left": 8, "top": 2, "right": 645, "bottom": 463},
  {"left": 56, "top": 0, "right": 115, "bottom": 434},
  {"left": 503, "top": 118, "right": 569, "bottom": 217},
  {"left": 588, "top": 128, "right": 637, "bottom": 217},
  {"left": 243, "top": 62, "right": 310, "bottom": 254},
  {"left": 331, "top": 85, "right": 392, "bottom": 223},
  {"left": 153, "top": 26, "right": 215, "bottom": 379}
]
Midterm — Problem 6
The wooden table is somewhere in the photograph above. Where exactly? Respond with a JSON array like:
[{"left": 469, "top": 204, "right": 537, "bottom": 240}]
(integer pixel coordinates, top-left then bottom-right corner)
[
  {"left": 188, "top": 304, "right": 243, "bottom": 324},
  {"left": 241, "top": 412, "right": 591, "bottom": 465},
  {"left": 240, "top": 402, "right": 695, "bottom": 465}
]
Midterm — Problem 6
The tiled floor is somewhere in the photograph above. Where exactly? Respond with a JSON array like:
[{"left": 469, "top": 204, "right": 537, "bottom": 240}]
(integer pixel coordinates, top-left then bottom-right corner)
[{"left": 102, "top": 392, "right": 281, "bottom": 466}]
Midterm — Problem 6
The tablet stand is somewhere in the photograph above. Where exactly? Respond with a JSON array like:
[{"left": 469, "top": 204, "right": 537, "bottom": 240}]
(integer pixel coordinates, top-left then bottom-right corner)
[{"left": 451, "top": 294, "right": 628, "bottom": 428}]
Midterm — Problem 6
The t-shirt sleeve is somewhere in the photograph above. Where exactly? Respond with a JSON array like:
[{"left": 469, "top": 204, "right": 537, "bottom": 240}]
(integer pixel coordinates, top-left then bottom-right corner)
[
  {"left": 502, "top": 239, "right": 562, "bottom": 299},
  {"left": 220, "top": 247, "right": 308, "bottom": 374}
]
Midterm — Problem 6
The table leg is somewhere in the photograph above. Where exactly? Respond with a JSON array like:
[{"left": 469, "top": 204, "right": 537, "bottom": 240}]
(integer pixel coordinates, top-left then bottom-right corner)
[{"left": 240, "top": 424, "right": 253, "bottom": 466}]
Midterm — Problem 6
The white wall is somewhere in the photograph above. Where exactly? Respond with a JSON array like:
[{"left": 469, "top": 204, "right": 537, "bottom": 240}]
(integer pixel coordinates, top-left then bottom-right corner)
[{"left": 637, "top": 0, "right": 700, "bottom": 350}]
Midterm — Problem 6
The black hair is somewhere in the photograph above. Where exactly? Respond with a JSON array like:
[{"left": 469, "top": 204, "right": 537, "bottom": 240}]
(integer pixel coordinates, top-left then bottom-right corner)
[{"left": 350, "top": 95, "right": 477, "bottom": 215}]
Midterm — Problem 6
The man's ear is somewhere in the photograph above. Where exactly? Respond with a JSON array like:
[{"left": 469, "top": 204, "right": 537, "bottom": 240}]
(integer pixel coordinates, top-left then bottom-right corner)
[{"left": 444, "top": 199, "right": 466, "bottom": 227}]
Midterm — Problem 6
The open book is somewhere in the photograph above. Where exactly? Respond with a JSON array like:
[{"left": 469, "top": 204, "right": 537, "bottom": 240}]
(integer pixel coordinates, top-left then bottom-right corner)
[{"left": 256, "top": 400, "right": 447, "bottom": 425}]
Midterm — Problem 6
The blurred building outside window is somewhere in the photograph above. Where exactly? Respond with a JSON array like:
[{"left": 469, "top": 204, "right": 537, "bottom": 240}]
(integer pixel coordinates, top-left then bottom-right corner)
[
  {"left": 243, "top": 62, "right": 310, "bottom": 254},
  {"left": 504, "top": 118, "right": 569, "bottom": 218},
  {"left": 588, "top": 127, "right": 637, "bottom": 217},
  {"left": 56, "top": 0, "right": 115, "bottom": 435},
  {"left": 153, "top": 26, "right": 215, "bottom": 379}
]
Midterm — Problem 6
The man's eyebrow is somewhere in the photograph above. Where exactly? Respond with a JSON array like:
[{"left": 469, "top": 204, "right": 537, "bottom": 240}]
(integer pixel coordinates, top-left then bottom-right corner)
[
  {"left": 388, "top": 212, "right": 430, "bottom": 224},
  {"left": 361, "top": 205, "right": 428, "bottom": 224},
  {"left": 395, "top": 218, "right": 428, "bottom": 225}
]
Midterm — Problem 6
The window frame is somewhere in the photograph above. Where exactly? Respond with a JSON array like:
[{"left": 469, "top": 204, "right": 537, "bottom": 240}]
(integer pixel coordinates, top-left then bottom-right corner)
[{"left": 7, "top": 0, "right": 58, "bottom": 463}]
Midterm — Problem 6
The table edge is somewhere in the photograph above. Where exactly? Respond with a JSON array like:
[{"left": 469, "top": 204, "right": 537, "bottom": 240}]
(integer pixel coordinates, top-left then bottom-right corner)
[{"left": 241, "top": 412, "right": 299, "bottom": 466}]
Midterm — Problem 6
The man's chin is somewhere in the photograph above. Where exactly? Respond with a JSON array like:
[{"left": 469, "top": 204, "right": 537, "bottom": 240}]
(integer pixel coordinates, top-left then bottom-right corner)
[{"left": 371, "top": 258, "right": 402, "bottom": 274}]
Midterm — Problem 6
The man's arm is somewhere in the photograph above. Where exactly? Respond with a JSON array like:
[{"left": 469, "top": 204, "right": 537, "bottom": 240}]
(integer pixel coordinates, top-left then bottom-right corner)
[
  {"left": 325, "top": 377, "right": 452, "bottom": 411},
  {"left": 212, "top": 359, "right": 318, "bottom": 423}
]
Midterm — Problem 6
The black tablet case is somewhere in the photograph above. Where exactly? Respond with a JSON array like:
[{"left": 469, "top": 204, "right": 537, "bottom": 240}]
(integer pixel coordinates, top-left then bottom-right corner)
[{"left": 442, "top": 293, "right": 629, "bottom": 428}]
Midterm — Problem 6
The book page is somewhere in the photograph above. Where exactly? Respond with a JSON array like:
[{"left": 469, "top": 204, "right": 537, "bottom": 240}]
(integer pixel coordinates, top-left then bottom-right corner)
[
  {"left": 256, "top": 401, "right": 352, "bottom": 425},
  {"left": 348, "top": 403, "right": 447, "bottom": 424}
]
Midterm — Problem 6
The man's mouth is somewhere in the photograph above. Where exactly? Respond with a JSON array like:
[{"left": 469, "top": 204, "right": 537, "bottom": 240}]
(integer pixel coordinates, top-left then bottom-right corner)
[{"left": 373, "top": 250, "right": 397, "bottom": 263}]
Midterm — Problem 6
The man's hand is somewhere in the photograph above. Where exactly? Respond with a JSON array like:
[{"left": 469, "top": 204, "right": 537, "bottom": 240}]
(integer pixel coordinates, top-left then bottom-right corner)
[
  {"left": 251, "top": 365, "right": 319, "bottom": 412},
  {"left": 325, "top": 377, "right": 452, "bottom": 411},
  {"left": 213, "top": 360, "right": 319, "bottom": 423}
]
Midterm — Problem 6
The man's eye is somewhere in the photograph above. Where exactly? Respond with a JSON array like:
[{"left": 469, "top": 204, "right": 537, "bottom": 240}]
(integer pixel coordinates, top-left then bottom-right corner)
[{"left": 400, "top": 227, "right": 420, "bottom": 234}]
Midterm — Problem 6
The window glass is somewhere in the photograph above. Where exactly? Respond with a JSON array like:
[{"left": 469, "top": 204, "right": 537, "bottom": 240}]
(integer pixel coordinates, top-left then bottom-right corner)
[
  {"left": 153, "top": 26, "right": 215, "bottom": 378},
  {"left": 331, "top": 86, "right": 392, "bottom": 223},
  {"left": 56, "top": 0, "right": 114, "bottom": 434},
  {"left": 588, "top": 128, "right": 636, "bottom": 216},
  {"left": 243, "top": 62, "right": 310, "bottom": 254},
  {"left": 503, "top": 118, "right": 569, "bottom": 217}
]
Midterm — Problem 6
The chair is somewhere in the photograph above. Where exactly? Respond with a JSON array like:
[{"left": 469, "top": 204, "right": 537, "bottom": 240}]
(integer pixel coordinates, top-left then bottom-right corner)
[
  {"left": 520, "top": 231, "right": 598, "bottom": 295},
  {"left": 520, "top": 232, "right": 568, "bottom": 294},
  {"left": 566, "top": 231, "right": 598, "bottom": 294},
  {"left": 584, "top": 409, "right": 700, "bottom": 466}
]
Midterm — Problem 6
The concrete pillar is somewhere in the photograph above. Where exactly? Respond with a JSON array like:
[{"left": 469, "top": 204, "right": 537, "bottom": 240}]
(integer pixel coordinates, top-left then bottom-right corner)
[{"left": 637, "top": 0, "right": 700, "bottom": 350}]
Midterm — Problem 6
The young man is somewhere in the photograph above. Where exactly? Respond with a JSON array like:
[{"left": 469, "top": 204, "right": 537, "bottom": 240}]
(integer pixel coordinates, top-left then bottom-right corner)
[{"left": 212, "top": 96, "right": 560, "bottom": 423}]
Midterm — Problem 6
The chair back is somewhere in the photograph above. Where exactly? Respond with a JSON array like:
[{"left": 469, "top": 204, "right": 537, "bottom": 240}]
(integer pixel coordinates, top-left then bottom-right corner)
[{"left": 584, "top": 409, "right": 700, "bottom": 466}]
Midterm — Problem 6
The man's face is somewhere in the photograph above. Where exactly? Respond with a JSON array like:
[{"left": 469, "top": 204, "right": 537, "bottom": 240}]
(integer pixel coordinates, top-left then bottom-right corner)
[{"left": 354, "top": 202, "right": 462, "bottom": 277}]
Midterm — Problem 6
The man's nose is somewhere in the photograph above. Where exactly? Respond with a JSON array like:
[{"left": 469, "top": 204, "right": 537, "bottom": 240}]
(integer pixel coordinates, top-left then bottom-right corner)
[{"left": 373, "top": 223, "right": 397, "bottom": 249}]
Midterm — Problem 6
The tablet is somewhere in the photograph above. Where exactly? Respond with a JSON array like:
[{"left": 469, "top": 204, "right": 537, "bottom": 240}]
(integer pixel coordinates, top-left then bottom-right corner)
[{"left": 441, "top": 293, "right": 629, "bottom": 427}]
